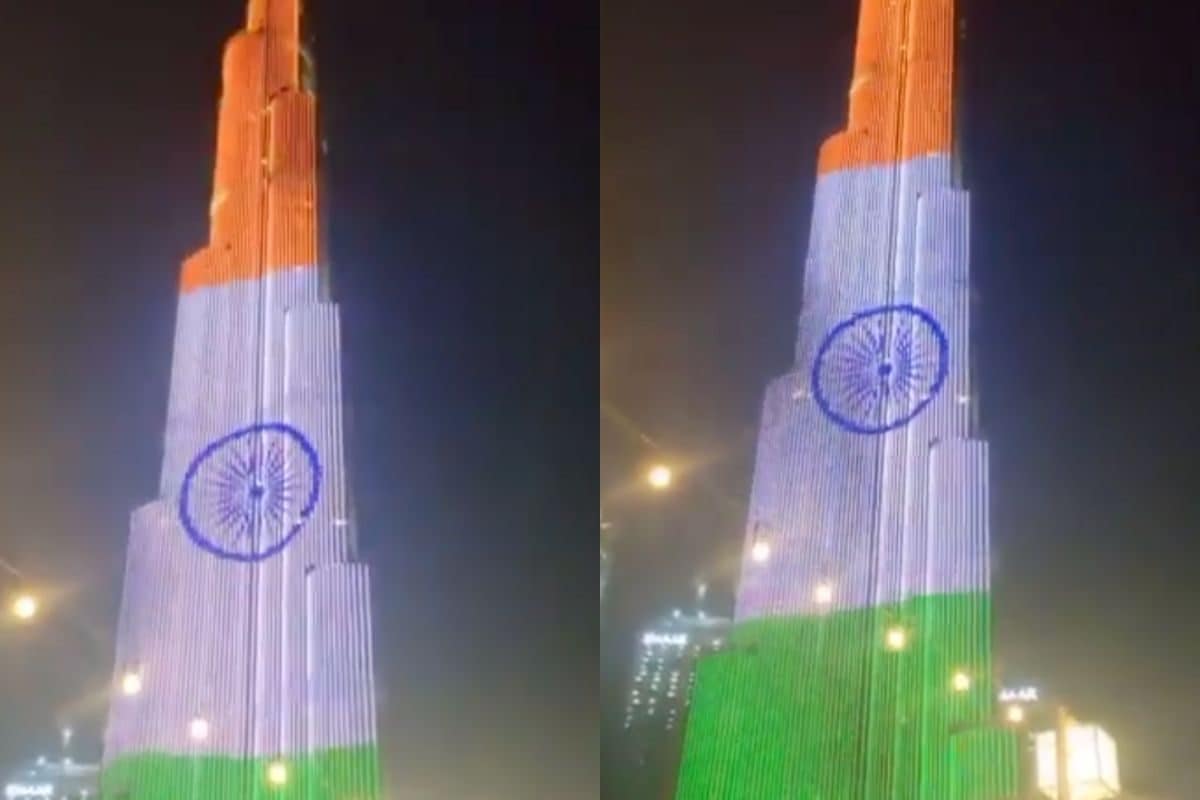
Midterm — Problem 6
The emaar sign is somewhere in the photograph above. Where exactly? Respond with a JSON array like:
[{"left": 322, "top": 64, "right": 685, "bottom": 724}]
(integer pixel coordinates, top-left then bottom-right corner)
[
  {"left": 4, "top": 784, "right": 54, "bottom": 799},
  {"left": 998, "top": 686, "right": 1039, "bottom": 703},
  {"left": 642, "top": 632, "right": 689, "bottom": 647}
]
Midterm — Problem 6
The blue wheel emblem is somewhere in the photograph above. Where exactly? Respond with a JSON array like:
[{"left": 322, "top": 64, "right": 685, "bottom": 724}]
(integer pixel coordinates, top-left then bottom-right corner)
[
  {"left": 811, "top": 304, "right": 949, "bottom": 434},
  {"left": 180, "top": 423, "right": 322, "bottom": 562}
]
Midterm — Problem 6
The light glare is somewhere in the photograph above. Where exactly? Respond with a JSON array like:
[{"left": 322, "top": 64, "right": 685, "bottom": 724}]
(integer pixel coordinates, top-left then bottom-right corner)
[
  {"left": 266, "top": 760, "right": 289, "bottom": 787},
  {"left": 1006, "top": 704, "right": 1025, "bottom": 724},
  {"left": 647, "top": 464, "right": 673, "bottom": 490},
  {"left": 189, "top": 717, "right": 210, "bottom": 741},
  {"left": 121, "top": 671, "right": 143, "bottom": 696},
  {"left": 885, "top": 626, "right": 907, "bottom": 651},
  {"left": 952, "top": 670, "right": 971, "bottom": 692},
  {"left": 11, "top": 594, "right": 38, "bottom": 621},
  {"left": 751, "top": 540, "right": 771, "bottom": 563}
]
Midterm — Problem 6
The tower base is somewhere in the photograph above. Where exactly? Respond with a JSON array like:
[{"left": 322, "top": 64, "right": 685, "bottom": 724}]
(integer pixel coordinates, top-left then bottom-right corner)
[
  {"left": 676, "top": 592, "right": 1020, "bottom": 800},
  {"left": 99, "top": 744, "right": 379, "bottom": 799}
]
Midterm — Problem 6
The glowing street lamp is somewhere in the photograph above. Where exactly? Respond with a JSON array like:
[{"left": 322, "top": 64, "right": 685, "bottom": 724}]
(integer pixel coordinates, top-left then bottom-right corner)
[
  {"left": 1005, "top": 704, "right": 1025, "bottom": 724},
  {"left": 646, "top": 464, "right": 673, "bottom": 490},
  {"left": 11, "top": 593, "right": 38, "bottom": 621}
]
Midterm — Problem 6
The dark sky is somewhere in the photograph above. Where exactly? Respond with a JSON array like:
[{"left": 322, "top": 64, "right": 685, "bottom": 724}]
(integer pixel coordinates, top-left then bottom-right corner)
[
  {"left": 603, "top": 0, "right": 1200, "bottom": 796},
  {"left": 0, "top": 2, "right": 595, "bottom": 798}
]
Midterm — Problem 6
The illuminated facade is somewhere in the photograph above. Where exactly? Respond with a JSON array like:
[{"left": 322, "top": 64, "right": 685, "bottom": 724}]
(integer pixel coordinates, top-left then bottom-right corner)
[
  {"left": 675, "top": 1, "right": 1021, "bottom": 797},
  {"left": 3, "top": 759, "right": 98, "bottom": 800},
  {"left": 621, "top": 613, "right": 729, "bottom": 799},
  {"left": 100, "top": 2, "right": 380, "bottom": 797},
  {"left": 1035, "top": 725, "right": 1120, "bottom": 800}
]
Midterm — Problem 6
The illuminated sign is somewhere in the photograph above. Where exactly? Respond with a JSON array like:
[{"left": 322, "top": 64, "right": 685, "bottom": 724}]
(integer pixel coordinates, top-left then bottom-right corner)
[
  {"left": 999, "top": 686, "right": 1039, "bottom": 703},
  {"left": 5, "top": 784, "right": 54, "bottom": 799},
  {"left": 642, "top": 632, "right": 689, "bottom": 647},
  {"left": 1035, "top": 724, "right": 1120, "bottom": 800}
]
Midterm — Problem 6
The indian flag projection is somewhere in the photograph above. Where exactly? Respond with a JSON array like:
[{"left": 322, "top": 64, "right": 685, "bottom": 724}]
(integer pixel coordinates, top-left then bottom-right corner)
[
  {"left": 675, "top": 1, "right": 1021, "bottom": 798},
  {"left": 100, "top": 1, "right": 380, "bottom": 797}
]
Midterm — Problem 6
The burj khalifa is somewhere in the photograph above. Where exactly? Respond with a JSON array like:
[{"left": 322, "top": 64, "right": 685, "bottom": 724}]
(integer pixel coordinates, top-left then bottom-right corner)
[
  {"left": 676, "top": 1, "right": 1020, "bottom": 797},
  {"left": 101, "top": 2, "right": 380, "bottom": 797}
]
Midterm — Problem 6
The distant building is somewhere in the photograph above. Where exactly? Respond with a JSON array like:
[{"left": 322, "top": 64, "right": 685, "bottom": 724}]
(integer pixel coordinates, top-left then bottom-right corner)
[
  {"left": 1034, "top": 723, "right": 1120, "bottom": 800},
  {"left": 620, "top": 611, "right": 730, "bottom": 798},
  {"left": 3, "top": 758, "right": 99, "bottom": 799}
]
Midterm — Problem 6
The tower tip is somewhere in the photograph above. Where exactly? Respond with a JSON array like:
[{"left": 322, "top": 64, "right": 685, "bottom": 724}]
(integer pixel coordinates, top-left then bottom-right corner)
[{"left": 246, "top": 0, "right": 302, "bottom": 36}]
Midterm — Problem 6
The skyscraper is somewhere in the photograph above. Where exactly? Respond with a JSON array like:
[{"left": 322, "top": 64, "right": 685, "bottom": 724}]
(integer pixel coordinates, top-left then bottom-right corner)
[
  {"left": 100, "top": 2, "right": 380, "bottom": 797},
  {"left": 620, "top": 612, "right": 729, "bottom": 799},
  {"left": 675, "top": 1, "right": 1020, "bottom": 797}
]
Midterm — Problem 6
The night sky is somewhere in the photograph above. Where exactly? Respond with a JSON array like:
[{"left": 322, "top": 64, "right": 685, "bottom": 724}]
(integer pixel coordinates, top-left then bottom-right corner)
[
  {"left": 0, "top": 2, "right": 595, "bottom": 798},
  {"left": 604, "top": 0, "right": 1200, "bottom": 797}
]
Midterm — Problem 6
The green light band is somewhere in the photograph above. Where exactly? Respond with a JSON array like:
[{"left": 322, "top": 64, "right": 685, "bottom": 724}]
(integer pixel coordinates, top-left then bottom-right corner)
[{"left": 676, "top": 592, "right": 1019, "bottom": 799}]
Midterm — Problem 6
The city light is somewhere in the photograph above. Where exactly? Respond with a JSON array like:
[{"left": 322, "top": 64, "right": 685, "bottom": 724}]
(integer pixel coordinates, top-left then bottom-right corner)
[
  {"left": 1035, "top": 724, "right": 1121, "bottom": 800},
  {"left": 266, "top": 760, "right": 289, "bottom": 787},
  {"left": 189, "top": 717, "right": 210, "bottom": 741},
  {"left": 751, "top": 540, "right": 771, "bottom": 563},
  {"left": 121, "top": 670, "right": 143, "bottom": 697},
  {"left": 1005, "top": 704, "right": 1025, "bottom": 724},
  {"left": 884, "top": 626, "right": 907, "bottom": 651},
  {"left": 647, "top": 464, "right": 673, "bottom": 490},
  {"left": 952, "top": 670, "right": 971, "bottom": 692},
  {"left": 11, "top": 594, "right": 38, "bottom": 621}
]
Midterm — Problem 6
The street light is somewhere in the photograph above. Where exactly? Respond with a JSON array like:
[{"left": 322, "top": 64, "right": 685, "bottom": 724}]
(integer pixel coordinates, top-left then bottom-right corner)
[
  {"left": 884, "top": 625, "right": 908, "bottom": 651},
  {"left": 11, "top": 593, "right": 38, "bottom": 621},
  {"left": 1005, "top": 704, "right": 1025, "bottom": 724},
  {"left": 646, "top": 464, "right": 673, "bottom": 490}
]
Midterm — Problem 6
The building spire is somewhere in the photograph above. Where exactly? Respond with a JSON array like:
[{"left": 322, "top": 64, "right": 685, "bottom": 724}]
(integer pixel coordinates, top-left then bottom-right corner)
[
  {"left": 246, "top": 0, "right": 301, "bottom": 36},
  {"left": 818, "top": 0, "right": 956, "bottom": 174},
  {"left": 180, "top": 0, "right": 319, "bottom": 292}
]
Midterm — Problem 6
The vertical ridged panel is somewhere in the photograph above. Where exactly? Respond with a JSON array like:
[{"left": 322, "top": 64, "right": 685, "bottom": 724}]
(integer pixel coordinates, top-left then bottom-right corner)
[
  {"left": 101, "top": 3, "right": 379, "bottom": 797},
  {"left": 734, "top": 155, "right": 971, "bottom": 624},
  {"left": 678, "top": 0, "right": 1018, "bottom": 795},
  {"left": 818, "top": 0, "right": 955, "bottom": 174},
  {"left": 306, "top": 565, "right": 379, "bottom": 757}
]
